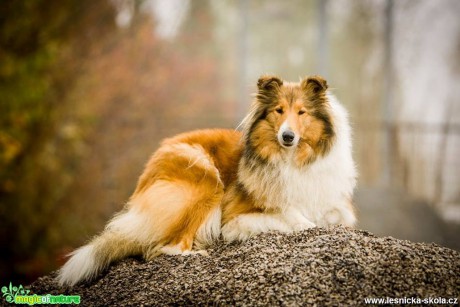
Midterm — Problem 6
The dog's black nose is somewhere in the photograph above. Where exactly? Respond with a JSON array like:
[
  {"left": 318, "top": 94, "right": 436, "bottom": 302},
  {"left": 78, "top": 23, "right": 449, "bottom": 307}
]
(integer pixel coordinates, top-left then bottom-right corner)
[{"left": 282, "top": 131, "right": 295, "bottom": 144}]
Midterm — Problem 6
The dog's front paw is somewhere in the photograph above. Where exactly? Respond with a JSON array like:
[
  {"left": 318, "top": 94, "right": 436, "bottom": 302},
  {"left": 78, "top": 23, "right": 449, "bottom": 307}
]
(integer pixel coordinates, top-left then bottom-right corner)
[
  {"left": 283, "top": 212, "right": 316, "bottom": 231},
  {"left": 221, "top": 219, "right": 249, "bottom": 242},
  {"left": 323, "top": 208, "right": 342, "bottom": 225},
  {"left": 321, "top": 206, "right": 356, "bottom": 227},
  {"left": 292, "top": 220, "right": 316, "bottom": 231},
  {"left": 182, "top": 250, "right": 209, "bottom": 256}
]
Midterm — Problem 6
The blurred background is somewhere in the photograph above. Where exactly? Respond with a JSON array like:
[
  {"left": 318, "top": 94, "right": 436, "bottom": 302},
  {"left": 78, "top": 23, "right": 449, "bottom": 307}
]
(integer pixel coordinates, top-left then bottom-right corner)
[{"left": 1, "top": 0, "right": 459, "bottom": 284}]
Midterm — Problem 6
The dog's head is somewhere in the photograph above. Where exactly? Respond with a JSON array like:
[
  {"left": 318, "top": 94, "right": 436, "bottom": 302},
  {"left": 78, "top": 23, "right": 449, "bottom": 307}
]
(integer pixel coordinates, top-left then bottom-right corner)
[{"left": 241, "top": 75, "right": 335, "bottom": 165}]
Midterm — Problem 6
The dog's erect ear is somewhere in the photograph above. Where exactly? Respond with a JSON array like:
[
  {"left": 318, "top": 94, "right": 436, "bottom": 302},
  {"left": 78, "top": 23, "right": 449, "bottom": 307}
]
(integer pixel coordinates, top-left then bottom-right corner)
[
  {"left": 257, "top": 75, "right": 283, "bottom": 91},
  {"left": 301, "top": 75, "right": 328, "bottom": 95}
]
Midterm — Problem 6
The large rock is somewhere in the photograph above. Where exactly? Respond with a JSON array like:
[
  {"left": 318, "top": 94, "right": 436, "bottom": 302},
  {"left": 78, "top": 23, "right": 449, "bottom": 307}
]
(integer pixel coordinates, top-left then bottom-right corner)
[{"left": 29, "top": 226, "right": 459, "bottom": 306}]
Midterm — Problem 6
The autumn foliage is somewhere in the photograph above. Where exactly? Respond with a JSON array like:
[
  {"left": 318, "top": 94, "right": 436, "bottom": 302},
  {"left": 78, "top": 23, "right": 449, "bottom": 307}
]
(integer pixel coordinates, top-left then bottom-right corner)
[{"left": 0, "top": 1, "right": 235, "bottom": 283}]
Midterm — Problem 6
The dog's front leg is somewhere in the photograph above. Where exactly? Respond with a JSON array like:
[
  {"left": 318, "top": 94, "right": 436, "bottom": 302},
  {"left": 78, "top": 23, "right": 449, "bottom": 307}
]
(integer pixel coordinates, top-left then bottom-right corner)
[
  {"left": 281, "top": 206, "right": 316, "bottom": 231},
  {"left": 221, "top": 213, "right": 292, "bottom": 242}
]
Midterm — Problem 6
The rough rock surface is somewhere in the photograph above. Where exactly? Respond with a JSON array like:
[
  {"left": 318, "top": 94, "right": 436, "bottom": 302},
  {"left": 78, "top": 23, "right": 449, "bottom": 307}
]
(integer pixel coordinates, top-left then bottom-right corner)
[{"left": 28, "top": 226, "right": 459, "bottom": 306}]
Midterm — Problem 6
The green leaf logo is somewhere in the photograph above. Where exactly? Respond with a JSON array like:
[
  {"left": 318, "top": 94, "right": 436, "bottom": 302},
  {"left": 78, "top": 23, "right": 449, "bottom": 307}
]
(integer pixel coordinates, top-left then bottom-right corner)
[{"left": 2, "top": 282, "right": 27, "bottom": 303}]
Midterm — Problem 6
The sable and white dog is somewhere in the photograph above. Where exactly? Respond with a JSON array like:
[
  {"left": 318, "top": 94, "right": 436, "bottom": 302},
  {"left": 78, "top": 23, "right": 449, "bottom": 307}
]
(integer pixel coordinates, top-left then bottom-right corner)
[{"left": 58, "top": 75, "right": 357, "bottom": 286}]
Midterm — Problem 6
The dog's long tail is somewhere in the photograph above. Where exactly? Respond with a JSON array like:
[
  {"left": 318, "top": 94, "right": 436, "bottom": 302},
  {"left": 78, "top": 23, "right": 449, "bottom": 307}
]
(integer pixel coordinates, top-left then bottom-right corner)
[{"left": 57, "top": 229, "right": 141, "bottom": 287}]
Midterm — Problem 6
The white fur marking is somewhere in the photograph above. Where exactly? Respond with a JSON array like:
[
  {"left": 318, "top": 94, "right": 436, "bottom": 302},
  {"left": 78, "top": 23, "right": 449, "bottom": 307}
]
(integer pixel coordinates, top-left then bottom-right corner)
[
  {"left": 277, "top": 120, "right": 300, "bottom": 148},
  {"left": 160, "top": 244, "right": 183, "bottom": 255},
  {"left": 221, "top": 213, "right": 292, "bottom": 242},
  {"left": 57, "top": 245, "right": 98, "bottom": 286},
  {"left": 118, "top": 180, "right": 189, "bottom": 244},
  {"left": 160, "top": 244, "right": 208, "bottom": 256},
  {"left": 194, "top": 206, "right": 222, "bottom": 249}
]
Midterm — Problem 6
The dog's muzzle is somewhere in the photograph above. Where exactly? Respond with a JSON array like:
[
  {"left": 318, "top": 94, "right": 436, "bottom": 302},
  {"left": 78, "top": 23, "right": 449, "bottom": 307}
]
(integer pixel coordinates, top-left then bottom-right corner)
[
  {"left": 281, "top": 130, "right": 295, "bottom": 146},
  {"left": 278, "top": 122, "right": 299, "bottom": 148}
]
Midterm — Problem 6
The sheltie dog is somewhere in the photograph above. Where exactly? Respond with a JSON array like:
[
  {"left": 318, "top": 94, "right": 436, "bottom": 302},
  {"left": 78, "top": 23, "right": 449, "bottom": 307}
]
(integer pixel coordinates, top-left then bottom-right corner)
[{"left": 58, "top": 75, "right": 357, "bottom": 286}]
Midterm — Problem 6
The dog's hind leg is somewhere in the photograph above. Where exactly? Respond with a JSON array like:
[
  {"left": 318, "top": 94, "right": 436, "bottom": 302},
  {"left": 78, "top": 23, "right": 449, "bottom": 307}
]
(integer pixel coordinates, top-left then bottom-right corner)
[
  {"left": 155, "top": 178, "right": 224, "bottom": 258},
  {"left": 133, "top": 143, "right": 225, "bottom": 260},
  {"left": 127, "top": 142, "right": 226, "bottom": 260}
]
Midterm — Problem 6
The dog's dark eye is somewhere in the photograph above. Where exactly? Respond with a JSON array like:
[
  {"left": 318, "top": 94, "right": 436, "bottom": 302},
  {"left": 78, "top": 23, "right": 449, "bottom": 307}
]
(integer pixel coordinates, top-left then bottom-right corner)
[
  {"left": 275, "top": 108, "right": 283, "bottom": 114},
  {"left": 298, "top": 110, "right": 306, "bottom": 115}
]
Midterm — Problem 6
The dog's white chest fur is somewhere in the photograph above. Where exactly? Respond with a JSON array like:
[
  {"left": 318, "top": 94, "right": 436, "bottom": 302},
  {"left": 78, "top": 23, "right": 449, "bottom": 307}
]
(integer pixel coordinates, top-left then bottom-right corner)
[
  {"left": 278, "top": 160, "right": 325, "bottom": 222},
  {"left": 276, "top": 149, "right": 351, "bottom": 227}
]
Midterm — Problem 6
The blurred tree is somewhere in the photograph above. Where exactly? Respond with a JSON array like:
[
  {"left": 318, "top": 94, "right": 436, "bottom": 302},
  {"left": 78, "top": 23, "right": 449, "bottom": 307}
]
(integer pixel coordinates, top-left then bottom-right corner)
[
  {"left": 0, "top": 0, "right": 231, "bottom": 284},
  {"left": 0, "top": 0, "right": 116, "bottom": 283},
  {"left": 57, "top": 0, "right": 232, "bottom": 240}
]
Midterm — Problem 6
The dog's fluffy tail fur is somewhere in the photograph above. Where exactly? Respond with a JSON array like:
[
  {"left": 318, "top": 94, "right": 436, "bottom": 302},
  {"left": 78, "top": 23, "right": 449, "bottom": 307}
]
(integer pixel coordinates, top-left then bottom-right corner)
[{"left": 57, "top": 230, "right": 141, "bottom": 287}]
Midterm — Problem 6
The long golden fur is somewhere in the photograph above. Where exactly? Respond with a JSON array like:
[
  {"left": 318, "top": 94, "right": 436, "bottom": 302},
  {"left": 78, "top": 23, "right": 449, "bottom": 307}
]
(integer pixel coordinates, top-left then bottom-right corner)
[{"left": 58, "top": 75, "right": 357, "bottom": 286}]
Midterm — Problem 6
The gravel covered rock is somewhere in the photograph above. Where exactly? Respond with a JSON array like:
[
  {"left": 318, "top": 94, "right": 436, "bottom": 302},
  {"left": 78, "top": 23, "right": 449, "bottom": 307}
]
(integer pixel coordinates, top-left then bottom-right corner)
[{"left": 29, "top": 226, "right": 459, "bottom": 306}]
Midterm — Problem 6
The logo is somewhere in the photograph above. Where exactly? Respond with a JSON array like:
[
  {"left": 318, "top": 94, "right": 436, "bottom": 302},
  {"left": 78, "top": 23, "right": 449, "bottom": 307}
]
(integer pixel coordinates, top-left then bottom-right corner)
[{"left": 2, "top": 283, "right": 80, "bottom": 305}]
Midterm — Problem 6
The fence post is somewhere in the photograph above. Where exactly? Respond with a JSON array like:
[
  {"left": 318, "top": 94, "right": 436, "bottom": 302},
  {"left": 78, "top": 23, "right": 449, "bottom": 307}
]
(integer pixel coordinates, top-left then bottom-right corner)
[
  {"left": 317, "top": 0, "right": 328, "bottom": 77},
  {"left": 237, "top": 0, "right": 249, "bottom": 124},
  {"left": 381, "top": 0, "right": 394, "bottom": 186}
]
